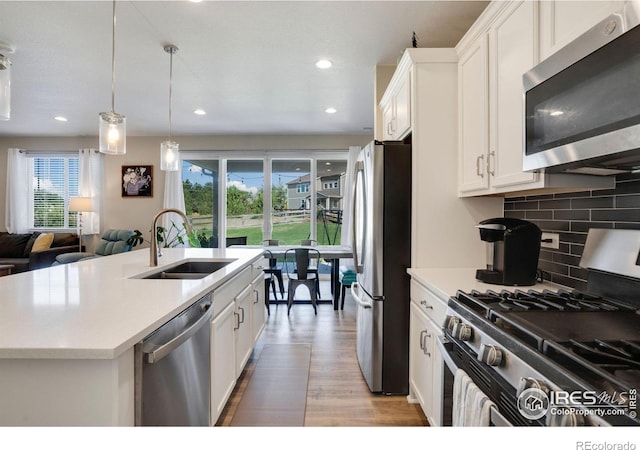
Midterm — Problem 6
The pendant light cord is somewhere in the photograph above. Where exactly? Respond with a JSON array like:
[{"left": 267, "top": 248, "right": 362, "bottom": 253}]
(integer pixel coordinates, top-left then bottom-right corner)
[
  {"left": 164, "top": 44, "right": 178, "bottom": 141},
  {"left": 169, "top": 48, "right": 173, "bottom": 140},
  {"left": 110, "top": 0, "right": 117, "bottom": 112}
]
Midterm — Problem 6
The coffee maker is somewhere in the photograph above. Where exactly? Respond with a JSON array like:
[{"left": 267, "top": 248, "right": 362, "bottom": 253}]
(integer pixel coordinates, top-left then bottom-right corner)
[{"left": 475, "top": 218, "right": 541, "bottom": 286}]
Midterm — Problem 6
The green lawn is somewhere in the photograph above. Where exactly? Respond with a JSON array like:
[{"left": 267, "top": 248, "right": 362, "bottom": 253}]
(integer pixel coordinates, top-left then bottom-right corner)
[{"left": 227, "top": 221, "right": 341, "bottom": 246}]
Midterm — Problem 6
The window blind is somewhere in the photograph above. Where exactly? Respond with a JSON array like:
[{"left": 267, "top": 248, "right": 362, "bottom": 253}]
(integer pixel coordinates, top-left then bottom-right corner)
[{"left": 32, "top": 157, "right": 79, "bottom": 228}]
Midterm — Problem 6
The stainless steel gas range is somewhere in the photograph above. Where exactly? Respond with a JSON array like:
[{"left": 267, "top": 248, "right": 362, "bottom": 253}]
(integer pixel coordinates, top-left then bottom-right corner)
[{"left": 438, "top": 228, "right": 640, "bottom": 426}]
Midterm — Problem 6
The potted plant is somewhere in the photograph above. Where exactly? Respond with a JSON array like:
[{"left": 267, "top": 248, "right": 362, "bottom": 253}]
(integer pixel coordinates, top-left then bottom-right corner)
[{"left": 128, "top": 221, "right": 201, "bottom": 249}]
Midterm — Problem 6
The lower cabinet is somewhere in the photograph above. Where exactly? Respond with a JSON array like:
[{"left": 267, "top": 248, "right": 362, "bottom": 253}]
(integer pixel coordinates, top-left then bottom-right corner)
[
  {"left": 210, "top": 301, "right": 236, "bottom": 424},
  {"left": 234, "top": 284, "right": 253, "bottom": 377},
  {"left": 409, "top": 302, "right": 443, "bottom": 426},
  {"left": 408, "top": 276, "right": 446, "bottom": 426},
  {"left": 251, "top": 272, "right": 266, "bottom": 345},
  {"left": 209, "top": 264, "right": 265, "bottom": 425}
]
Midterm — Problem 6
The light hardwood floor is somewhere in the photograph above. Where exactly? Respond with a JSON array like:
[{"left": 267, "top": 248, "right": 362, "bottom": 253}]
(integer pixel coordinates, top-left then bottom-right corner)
[{"left": 216, "top": 281, "right": 429, "bottom": 427}]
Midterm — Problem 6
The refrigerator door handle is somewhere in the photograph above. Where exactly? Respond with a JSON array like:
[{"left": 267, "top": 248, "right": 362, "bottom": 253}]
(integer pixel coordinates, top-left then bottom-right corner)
[
  {"left": 351, "top": 282, "right": 372, "bottom": 309},
  {"left": 351, "top": 160, "right": 365, "bottom": 273}
]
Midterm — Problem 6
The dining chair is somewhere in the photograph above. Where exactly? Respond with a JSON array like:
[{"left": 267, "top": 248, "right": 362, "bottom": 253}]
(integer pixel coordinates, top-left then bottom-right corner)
[
  {"left": 262, "top": 249, "right": 278, "bottom": 315},
  {"left": 283, "top": 248, "right": 321, "bottom": 315},
  {"left": 262, "top": 243, "right": 284, "bottom": 299},
  {"left": 225, "top": 236, "right": 247, "bottom": 247},
  {"left": 300, "top": 239, "right": 319, "bottom": 291}
]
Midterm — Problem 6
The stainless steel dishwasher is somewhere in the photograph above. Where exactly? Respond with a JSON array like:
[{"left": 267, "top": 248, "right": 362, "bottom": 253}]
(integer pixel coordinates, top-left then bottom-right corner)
[{"left": 134, "top": 293, "right": 213, "bottom": 426}]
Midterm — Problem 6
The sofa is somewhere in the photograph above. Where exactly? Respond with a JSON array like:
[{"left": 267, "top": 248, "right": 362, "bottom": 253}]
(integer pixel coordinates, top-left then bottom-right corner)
[
  {"left": 0, "top": 232, "right": 80, "bottom": 273},
  {"left": 53, "top": 229, "right": 134, "bottom": 265}
]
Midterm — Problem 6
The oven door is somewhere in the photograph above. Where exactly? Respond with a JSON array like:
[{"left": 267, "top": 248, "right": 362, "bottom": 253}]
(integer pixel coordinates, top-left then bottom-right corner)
[{"left": 437, "top": 335, "right": 517, "bottom": 427}]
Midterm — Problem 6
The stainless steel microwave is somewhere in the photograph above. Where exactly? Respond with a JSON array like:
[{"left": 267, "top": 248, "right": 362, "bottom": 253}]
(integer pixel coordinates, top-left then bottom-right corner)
[{"left": 523, "top": 3, "right": 640, "bottom": 175}]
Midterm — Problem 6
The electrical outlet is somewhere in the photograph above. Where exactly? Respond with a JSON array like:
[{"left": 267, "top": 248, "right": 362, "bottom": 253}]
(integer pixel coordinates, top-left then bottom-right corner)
[{"left": 541, "top": 232, "right": 559, "bottom": 249}]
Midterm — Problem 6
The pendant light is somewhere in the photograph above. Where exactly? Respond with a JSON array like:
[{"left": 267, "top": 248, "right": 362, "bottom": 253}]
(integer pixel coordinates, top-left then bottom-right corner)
[
  {"left": 160, "top": 44, "right": 179, "bottom": 171},
  {"left": 99, "top": 0, "right": 126, "bottom": 155},
  {"left": 0, "top": 41, "right": 14, "bottom": 121}
]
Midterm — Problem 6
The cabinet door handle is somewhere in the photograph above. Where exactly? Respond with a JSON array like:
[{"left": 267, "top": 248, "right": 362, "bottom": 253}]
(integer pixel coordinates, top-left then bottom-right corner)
[
  {"left": 420, "top": 300, "right": 433, "bottom": 310},
  {"left": 488, "top": 151, "right": 495, "bottom": 176},
  {"left": 239, "top": 306, "right": 245, "bottom": 324},
  {"left": 420, "top": 330, "right": 431, "bottom": 357},
  {"left": 234, "top": 311, "right": 240, "bottom": 330},
  {"left": 476, "top": 154, "right": 485, "bottom": 178},
  {"left": 387, "top": 122, "right": 392, "bottom": 136},
  {"left": 253, "top": 289, "right": 259, "bottom": 304}
]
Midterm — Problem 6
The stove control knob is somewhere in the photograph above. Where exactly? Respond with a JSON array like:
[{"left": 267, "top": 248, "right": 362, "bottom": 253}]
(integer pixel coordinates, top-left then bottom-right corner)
[
  {"left": 516, "top": 377, "right": 549, "bottom": 399},
  {"left": 445, "top": 316, "right": 460, "bottom": 332},
  {"left": 452, "top": 322, "right": 473, "bottom": 341},
  {"left": 477, "top": 344, "right": 503, "bottom": 366}
]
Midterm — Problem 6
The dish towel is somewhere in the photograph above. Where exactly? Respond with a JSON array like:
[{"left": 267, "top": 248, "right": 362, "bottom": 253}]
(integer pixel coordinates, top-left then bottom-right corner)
[
  {"left": 453, "top": 368, "right": 497, "bottom": 426},
  {"left": 452, "top": 369, "right": 470, "bottom": 426}
]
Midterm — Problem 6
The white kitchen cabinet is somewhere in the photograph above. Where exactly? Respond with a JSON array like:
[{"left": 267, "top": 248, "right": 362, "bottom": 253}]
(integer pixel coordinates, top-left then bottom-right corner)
[
  {"left": 408, "top": 278, "right": 446, "bottom": 426},
  {"left": 210, "top": 301, "right": 236, "bottom": 425},
  {"left": 234, "top": 284, "right": 253, "bottom": 377},
  {"left": 458, "top": 1, "right": 539, "bottom": 196},
  {"left": 379, "top": 62, "right": 411, "bottom": 141},
  {"left": 458, "top": 34, "right": 490, "bottom": 193},
  {"left": 539, "top": 0, "right": 624, "bottom": 60},
  {"left": 251, "top": 272, "right": 266, "bottom": 345},
  {"left": 209, "top": 264, "right": 258, "bottom": 425},
  {"left": 457, "top": 0, "right": 614, "bottom": 197}
]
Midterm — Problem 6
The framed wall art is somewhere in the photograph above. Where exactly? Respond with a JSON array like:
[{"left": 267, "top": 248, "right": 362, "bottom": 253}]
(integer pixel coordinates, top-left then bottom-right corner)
[{"left": 122, "top": 165, "right": 153, "bottom": 197}]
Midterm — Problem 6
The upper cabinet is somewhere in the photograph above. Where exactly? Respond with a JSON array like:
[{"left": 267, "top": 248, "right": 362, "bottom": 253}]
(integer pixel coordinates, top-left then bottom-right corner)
[
  {"left": 456, "top": 0, "right": 616, "bottom": 197},
  {"left": 379, "top": 60, "right": 412, "bottom": 141},
  {"left": 540, "top": 0, "right": 625, "bottom": 60},
  {"left": 376, "top": 48, "right": 503, "bottom": 269}
]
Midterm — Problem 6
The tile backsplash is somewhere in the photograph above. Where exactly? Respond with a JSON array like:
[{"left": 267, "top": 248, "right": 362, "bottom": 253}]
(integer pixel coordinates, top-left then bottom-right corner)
[{"left": 504, "top": 173, "right": 640, "bottom": 291}]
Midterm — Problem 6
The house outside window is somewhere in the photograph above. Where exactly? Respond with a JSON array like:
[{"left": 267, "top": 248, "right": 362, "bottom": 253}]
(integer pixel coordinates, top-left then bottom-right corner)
[{"left": 30, "top": 156, "right": 79, "bottom": 229}]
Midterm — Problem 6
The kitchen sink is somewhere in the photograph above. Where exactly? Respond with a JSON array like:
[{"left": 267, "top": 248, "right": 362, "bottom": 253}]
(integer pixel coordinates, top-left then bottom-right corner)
[{"left": 134, "top": 259, "right": 236, "bottom": 280}]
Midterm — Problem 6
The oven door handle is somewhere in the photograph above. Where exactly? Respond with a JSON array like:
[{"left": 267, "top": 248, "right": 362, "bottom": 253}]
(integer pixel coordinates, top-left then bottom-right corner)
[
  {"left": 436, "top": 335, "right": 514, "bottom": 427},
  {"left": 436, "top": 334, "right": 458, "bottom": 374}
]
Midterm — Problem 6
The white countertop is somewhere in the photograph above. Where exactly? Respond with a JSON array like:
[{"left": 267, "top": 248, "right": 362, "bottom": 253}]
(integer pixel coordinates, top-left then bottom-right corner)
[
  {"left": 0, "top": 247, "right": 264, "bottom": 360},
  {"left": 407, "top": 267, "right": 564, "bottom": 302}
]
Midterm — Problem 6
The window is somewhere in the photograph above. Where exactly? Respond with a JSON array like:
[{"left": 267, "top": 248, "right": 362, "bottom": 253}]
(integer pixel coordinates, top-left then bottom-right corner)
[
  {"left": 181, "top": 151, "right": 348, "bottom": 247},
  {"left": 30, "top": 156, "right": 79, "bottom": 229}
]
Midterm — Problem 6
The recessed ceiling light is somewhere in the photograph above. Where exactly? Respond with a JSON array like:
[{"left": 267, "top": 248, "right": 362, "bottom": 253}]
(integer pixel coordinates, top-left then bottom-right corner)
[
  {"left": 54, "top": 116, "right": 68, "bottom": 122},
  {"left": 325, "top": 162, "right": 331, "bottom": 165},
  {"left": 193, "top": 109, "right": 206, "bottom": 116},
  {"left": 315, "top": 59, "right": 332, "bottom": 69},
  {"left": 189, "top": 0, "right": 203, "bottom": 3},
  {"left": 325, "top": 107, "right": 337, "bottom": 114},
  {"left": 327, "top": 169, "right": 332, "bottom": 172}
]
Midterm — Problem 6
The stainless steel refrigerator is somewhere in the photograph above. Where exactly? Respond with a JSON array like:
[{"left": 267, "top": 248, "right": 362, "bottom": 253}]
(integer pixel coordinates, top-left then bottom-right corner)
[{"left": 351, "top": 140, "right": 411, "bottom": 394}]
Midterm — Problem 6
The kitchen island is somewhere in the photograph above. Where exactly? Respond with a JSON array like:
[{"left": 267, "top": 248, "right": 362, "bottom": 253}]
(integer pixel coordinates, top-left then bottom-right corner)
[{"left": 0, "top": 247, "right": 265, "bottom": 426}]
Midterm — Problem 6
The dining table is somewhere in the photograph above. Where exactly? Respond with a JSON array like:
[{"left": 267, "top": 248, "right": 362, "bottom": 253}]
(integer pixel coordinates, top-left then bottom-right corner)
[{"left": 233, "top": 244, "right": 354, "bottom": 310}]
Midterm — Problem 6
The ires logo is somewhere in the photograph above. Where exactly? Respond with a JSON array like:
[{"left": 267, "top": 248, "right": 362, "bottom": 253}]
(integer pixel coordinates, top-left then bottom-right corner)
[
  {"left": 517, "top": 388, "right": 550, "bottom": 420},
  {"left": 517, "top": 387, "right": 637, "bottom": 421}
]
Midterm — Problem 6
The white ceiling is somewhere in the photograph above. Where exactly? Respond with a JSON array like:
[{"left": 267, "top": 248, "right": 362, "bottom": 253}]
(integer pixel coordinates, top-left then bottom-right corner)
[{"left": 0, "top": 0, "right": 488, "bottom": 138}]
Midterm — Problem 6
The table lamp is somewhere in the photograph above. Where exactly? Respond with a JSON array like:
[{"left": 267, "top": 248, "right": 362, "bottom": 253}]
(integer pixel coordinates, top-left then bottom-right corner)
[{"left": 69, "top": 197, "right": 94, "bottom": 251}]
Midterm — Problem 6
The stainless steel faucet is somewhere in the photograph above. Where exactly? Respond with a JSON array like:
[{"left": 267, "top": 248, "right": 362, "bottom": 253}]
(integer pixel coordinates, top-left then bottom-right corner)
[{"left": 150, "top": 208, "right": 194, "bottom": 266}]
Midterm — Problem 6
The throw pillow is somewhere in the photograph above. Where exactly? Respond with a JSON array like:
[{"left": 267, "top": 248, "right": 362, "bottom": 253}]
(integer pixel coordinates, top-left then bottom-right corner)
[
  {"left": 23, "top": 232, "right": 41, "bottom": 257},
  {"left": 0, "top": 233, "right": 32, "bottom": 258},
  {"left": 31, "top": 233, "right": 54, "bottom": 252}
]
